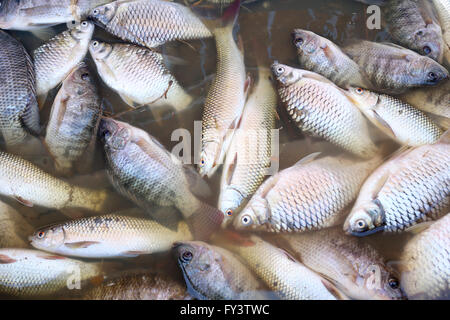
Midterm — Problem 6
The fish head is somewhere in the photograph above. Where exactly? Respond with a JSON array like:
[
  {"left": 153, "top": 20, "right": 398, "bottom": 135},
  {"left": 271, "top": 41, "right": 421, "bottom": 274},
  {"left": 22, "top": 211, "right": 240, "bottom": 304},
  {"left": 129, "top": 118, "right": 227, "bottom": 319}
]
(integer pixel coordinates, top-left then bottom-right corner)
[
  {"left": 174, "top": 241, "right": 215, "bottom": 279},
  {"left": 64, "top": 62, "right": 95, "bottom": 92},
  {"left": 29, "top": 225, "right": 65, "bottom": 251},
  {"left": 291, "top": 29, "right": 320, "bottom": 55},
  {"left": 345, "top": 87, "right": 378, "bottom": 109},
  {"left": 357, "top": 263, "right": 406, "bottom": 300},
  {"left": 89, "top": 2, "right": 118, "bottom": 26},
  {"left": 344, "top": 200, "right": 385, "bottom": 236},
  {"left": 68, "top": 20, "right": 95, "bottom": 41},
  {"left": 271, "top": 62, "right": 303, "bottom": 86},
  {"left": 409, "top": 57, "right": 449, "bottom": 85},
  {"left": 99, "top": 118, "right": 131, "bottom": 151},
  {"left": 0, "top": 0, "right": 20, "bottom": 29},
  {"left": 198, "top": 138, "right": 220, "bottom": 178},
  {"left": 412, "top": 26, "right": 444, "bottom": 62},
  {"left": 233, "top": 197, "right": 269, "bottom": 230},
  {"left": 218, "top": 188, "right": 245, "bottom": 228},
  {"left": 89, "top": 40, "right": 113, "bottom": 61}
]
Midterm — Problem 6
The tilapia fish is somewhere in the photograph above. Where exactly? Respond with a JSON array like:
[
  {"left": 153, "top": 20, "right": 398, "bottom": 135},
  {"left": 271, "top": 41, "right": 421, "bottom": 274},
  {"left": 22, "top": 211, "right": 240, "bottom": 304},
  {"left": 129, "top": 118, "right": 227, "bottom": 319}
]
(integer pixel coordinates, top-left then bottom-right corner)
[
  {"left": 291, "top": 29, "right": 370, "bottom": 89},
  {"left": 34, "top": 21, "right": 94, "bottom": 99},
  {"left": 275, "top": 227, "right": 406, "bottom": 300},
  {"left": 99, "top": 118, "right": 223, "bottom": 240},
  {"left": 271, "top": 62, "right": 378, "bottom": 158},
  {"left": 218, "top": 68, "right": 276, "bottom": 226},
  {"left": 89, "top": 0, "right": 212, "bottom": 48},
  {"left": 400, "top": 213, "right": 450, "bottom": 299},
  {"left": 342, "top": 40, "right": 448, "bottom": 94},
  {"left": 344, "top": 87, "right": 443, "bottom": 146},
  {"left": 0, "top": 200, "right": 34, "bottom": 248},
  {"left": 345, "top": 132, "right": 450, "bottom": 235},
  {"left": 0, "top": 248, "right": 103, "bottom": 297},
  {"left": 234, "top": 152, "right": 382, "bottom": 233},
  {"left": 89, "top": 41, "right": 192, "bottom": 111},
  {"left": 82, "top": 271, "right": 193, "bottom": 300},
  {"left": 30, "top": 214, "right": 193, "bottom": 258},
  {"left": 0, "top": 30, "right": 40, "bottom": 148},
  {"left": 199, "top": 0, "right": 248, "bottom": 177},
  {"left": 174, "top": 241, "right": 271, "bottom": 300},
  {"left": 432, "top": 0, "right": 450, "bottom": 68},
  {"left": 0, "top": 151, "right": 119, "bottom": 214},
  {"left": 383, "top": 0, "right": 444, "bottom": 62},
  {"left": 44, "top": 62, "right": 102, "bottom": 176}
]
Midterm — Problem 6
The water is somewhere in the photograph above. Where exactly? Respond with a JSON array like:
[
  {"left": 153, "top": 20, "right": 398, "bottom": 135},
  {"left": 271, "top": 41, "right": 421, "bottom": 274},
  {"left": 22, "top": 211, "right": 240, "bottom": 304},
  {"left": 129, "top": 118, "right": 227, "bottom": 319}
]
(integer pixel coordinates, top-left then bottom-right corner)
[{"left": 0, "top": 0, "right": 440, "bottom": 299}]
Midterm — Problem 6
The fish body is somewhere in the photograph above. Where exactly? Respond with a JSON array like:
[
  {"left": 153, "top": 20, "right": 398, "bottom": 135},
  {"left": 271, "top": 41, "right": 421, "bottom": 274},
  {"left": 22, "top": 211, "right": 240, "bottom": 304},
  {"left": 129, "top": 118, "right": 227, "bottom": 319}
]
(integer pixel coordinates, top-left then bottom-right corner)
[
  {"left": 218, "top": 68, "right": 276, "bottom": 226},
  {"left": 0, "top": 30, "right": 40, "bottom": 148},
  {"left": 271, "top": 62, "right": 378, "bottom": 158},
  {"left": 343, "top": 40, "right": 448, "bottom": 94},
  {"left": 89, "top": 41, "right": 192, "bottom": 111},
  {"left": 34, "top": 21, "right": 94, "bottom": 98},
  {"left": 0, "top": 200, "right": 34, "bottom": 248},
  {"left": 345, "top": 87, "right": 443, "bottom": 146},
  {"left": 400, "top": 213, "right": 450, "bottom": 299},
  {"left": 234, "top": 153, "right": 382, "bottom": 232},
  {"left": 89, "top": 0, "right": 212, "bottom": 48},
  {"left": 432, "top": 0, "right": 450, "bottom": 67}
]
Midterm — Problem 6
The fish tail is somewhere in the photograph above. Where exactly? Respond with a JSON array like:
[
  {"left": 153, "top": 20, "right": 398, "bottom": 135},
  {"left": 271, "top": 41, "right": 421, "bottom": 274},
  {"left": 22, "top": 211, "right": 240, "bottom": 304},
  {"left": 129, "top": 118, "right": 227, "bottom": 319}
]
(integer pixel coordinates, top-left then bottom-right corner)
[
  {"left": 186, "top": 201, "right": 224, "bottom": 241},
  {"left": 202, "top": 0, "right": 241, "bottom": 34}
]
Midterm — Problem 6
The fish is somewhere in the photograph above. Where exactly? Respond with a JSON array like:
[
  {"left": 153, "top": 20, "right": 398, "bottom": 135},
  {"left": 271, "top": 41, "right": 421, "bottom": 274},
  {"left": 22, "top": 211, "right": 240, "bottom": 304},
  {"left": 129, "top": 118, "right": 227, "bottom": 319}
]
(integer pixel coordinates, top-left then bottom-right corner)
[
  {"left": 81, "top": 271, "right": 193, "bottom": 300},
  {"left": 88, "top": 0, "right": 212, "bottom": 49},
  {"left": 342, "top": 40, "right": 449, "bottom": 94},
  {"left": 275, "top": 227, "right": 406, "bottom": 300},
  {"left": 0, "top": 200, "right": 34, "bottom": 248},
  {"left": 34, "top": 21, "right": 94, "bottom": 101},
  {"left": 99, "top": 118, "right": 223, "bottom": 240},
  {"left": 218, "top": 68, "right": 276, "bottom": 227},
  {"left": 344, "top": 87, "right": 443, "bottom": 147},
  {"left": 215, "top": 233, "right": 344, "bottom": 300},
  {"left": 344, "top": 131, "right": 450, "bottom": 235},
  {"left": 400, "top": 213, "right": 450, "bottom": 299},
  {"left": 174, "top": 241, "right": 272, "bottom": 300},
  {"left": 198, "top": 0, "right": 249, "bottom": 178},
  {"left": 291, "top": 29, "right": 371, "bottom": 89},
  {"left": 0, "top": 30, "right": 40, "bottom": 149},
  {"left": 383, "top": 0, "right": 444, "bottom": 62},
  {"left": 89, "top": 41, "right": 192, "bottom": 111},
  {"left": 233, "top": 152, "right": 383, "bottom": 233},
  {"left": 44, "top": 62, "right": 102, "bottom": 176},
  {"left": 271, "top": 62, "right": 378, "bottom": 158},
  {"left": 0, "top": 248, "right": 104, "bottom": 297},
  {"left": 30, "top": 214, "right": 193, "bottom": 258},
  {"left": 0, "top": 150, "right": 120, "bottom": 214},
  {"left": 432, "top": 0, "right": 450, "bottom": 68}
]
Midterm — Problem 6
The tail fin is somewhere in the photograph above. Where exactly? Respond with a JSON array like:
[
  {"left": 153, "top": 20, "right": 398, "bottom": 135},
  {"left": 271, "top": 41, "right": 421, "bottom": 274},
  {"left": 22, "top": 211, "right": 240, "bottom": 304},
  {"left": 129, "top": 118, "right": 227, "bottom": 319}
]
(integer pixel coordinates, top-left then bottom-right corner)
[
  {"left": 201, "top": 0, "right": 241, "bottom": 34},
  {"left": 186, "top": 201, "right": 224, "bottom": 241}
]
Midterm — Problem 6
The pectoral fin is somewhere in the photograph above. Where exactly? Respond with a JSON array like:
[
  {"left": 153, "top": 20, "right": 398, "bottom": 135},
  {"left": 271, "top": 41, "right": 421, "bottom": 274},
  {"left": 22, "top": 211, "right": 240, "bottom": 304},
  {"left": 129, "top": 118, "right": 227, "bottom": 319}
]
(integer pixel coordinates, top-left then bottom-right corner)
[
  {"left": 65, "top": 241, "right": 100, "bottom": 249},
  {"left": 14, "top": 196, "right": 34, "bottom": 208}
]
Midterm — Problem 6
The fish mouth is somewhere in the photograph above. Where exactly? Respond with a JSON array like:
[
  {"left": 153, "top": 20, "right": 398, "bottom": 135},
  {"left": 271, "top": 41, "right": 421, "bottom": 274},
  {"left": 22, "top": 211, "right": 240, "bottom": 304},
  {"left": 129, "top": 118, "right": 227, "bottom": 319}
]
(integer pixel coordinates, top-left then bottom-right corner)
[{"left": 349, "top": 225, "right": 385, "bottom": 237}]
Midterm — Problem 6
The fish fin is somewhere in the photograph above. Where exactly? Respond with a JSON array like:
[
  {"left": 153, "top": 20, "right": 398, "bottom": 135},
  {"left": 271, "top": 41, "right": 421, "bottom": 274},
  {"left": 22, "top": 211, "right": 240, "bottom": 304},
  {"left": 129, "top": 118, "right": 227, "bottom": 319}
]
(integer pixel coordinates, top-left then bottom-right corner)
[
  {"left": 65, "top": 241, "right": 101, "bottom": 249},
  {"left": 302, "top": 71, "right": 335, "bottom": 85},
  {"left": 321, "top": 279, "right": 350, "bottom": 300},
  {"left": 37, "top": 94, "right": 48, "bottom": 111},
  {"left": 321, "top": 44, "right": 337, "bottom": 64},
  {"left": 426, "top": 113, "right": 449, "bottom": 131},
  {"left": 60, "top": 208, "right": 86, "bottom": 219},
  {"left": 221, "top": 0, "right": 241, "bottom": 28},
  {"left": 121, "top": 251, "right": 146, "bottom": 257},
  {"left": 163, "top": 54, "right": 188, "bottom": 66},
  {"left": 370, "top": 170, "right": 391, "bottom": 200},
  {"left": 186, "top": 201, "right": 224, "bottom": 241},
  {"left": 118, "top": 93, "right": 139, "bottom": 108},
  {"left": 436, "top": 129, "right": 450, "bottom": 144},
  {"left": 38, "top": 254, "right": 66, "bottom": 260},
  {"left": 14, "top": 196, "right": 34, "bottom": 207},
  {"left": 260, "top": 174, "right": 279, "bottom": 199},
  {"left": 244, "top": 75, "right": 252, "bottom": 96},
  {"left": 293, "top": 152, "right": 321, "bottom": 167},
  {"left": 30, "top": 27, "right": 58, "bottom": 41},
  {"left": 372, "top": 109, "right": 396, "bottom": 138},
  {"left": 0, "top": 255, "right": 17, "bottom": 264},
  {"left": 404, "top": 221, "right": 434, "bottom": 234},
  {"left": 220, "top": 230, "right": 256, "bottom": 247},
  {"left": 183, "top": 165, "right": 212, "bottom": 198},
  {"left": 278, "top": 248, "right": 297, "bottom": 262},
  {"left": 225, "top": 152, "right": 238, "bottom": 185}
]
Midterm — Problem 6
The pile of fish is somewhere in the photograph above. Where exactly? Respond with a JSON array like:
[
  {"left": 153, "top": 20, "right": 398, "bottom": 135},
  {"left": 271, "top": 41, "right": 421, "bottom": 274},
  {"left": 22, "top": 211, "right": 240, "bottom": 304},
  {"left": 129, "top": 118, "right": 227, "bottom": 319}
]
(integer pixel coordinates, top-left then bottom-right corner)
[{"left": 0, "top": 0, "right": 448, "bottom": 300}]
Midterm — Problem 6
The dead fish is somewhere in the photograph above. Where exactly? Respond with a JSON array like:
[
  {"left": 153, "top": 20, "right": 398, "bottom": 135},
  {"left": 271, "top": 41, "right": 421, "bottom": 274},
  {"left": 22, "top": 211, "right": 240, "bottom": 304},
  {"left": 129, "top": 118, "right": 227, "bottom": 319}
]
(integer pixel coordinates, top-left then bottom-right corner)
[
  {"left": 343, "top": 40, "right": 448, "bottom": 94},
  {"left": 383, "top": 0, "right": 444, "bottom": 62},
  {"left": 34, "top": 21, "right": 94, "bottom": 101},
  {"left": 88, "top": 0, "right": 212, "bottom": 48},
  {"left": 174, "top": 241, "right": 272, "bottom": 300},
  {"left": 271, "top": 62, "right": 378, "bottom": 158},
  {"left": 344, "top": 87, "right": 443, "bottom": 146},
  {"left": 276, "top": 227, "right": 406, "bottom": 300},
  {"left": 0, "top": 200, "right": 34, "bottom": 248},
  {"left": 233, "top": 152, "right": 383, "bottom": 233},
  {"left": 199, "top": 0, "right": 249, "bottom": 178},
  {"left": 400, "top": 214, "right": 450, "bottom": 299},
  {"left": 89, "top": 41, "right": 192, "bottom": 111},
  {"left": 218, "top": 68, "right": 276, "bottom": 227},
  {"left": 0, "top": 30, "right": 40, "bottom": 149},
  {"left": 431, "top": 0, "right": 450, "bottom": 68},
  {"left": 291, "top": 29, "right": 371, "bottom": 89},
  {"left": 344, "top": 131, "right": 450, "bottom": 235},
  {"left": 99, "top": 118, "right": 223, "bottom": 240}
]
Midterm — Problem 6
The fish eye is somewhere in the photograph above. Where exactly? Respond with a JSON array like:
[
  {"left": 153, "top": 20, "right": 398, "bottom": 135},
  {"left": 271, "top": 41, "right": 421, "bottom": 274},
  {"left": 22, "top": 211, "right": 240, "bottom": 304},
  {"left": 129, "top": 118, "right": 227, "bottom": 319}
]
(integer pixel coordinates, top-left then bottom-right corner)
[
  {"left": 417, "top": 30, "right": 424, "bottom": 36},
  {"left": 81, "top": 73, "right": 90, "bottom": 81},
  {"left": 355, "top": 219, "right": 366, "bottom": 230},
  {"left": 356, "top": 87, "right": 364, "bottom": 94},
  {"left": 388, "top": 278, "right": 399, "bottom": 289},
  {"left": 226, "top": 209, "right": 233, "bottom": 216},
  {"left": 37, "top": 231, "right": 45, "bottom": 239},
  {"left": 241, "top": 215, "right": 252, "bottom": 226},
  {"left": 276, "top": 67, "right": 284, "bottom": 74},
  {"left": 294, "top": 37, "right": 304, "bottom": 46},
  {"left": 81, "top": 21, "right": 88, "bottom": 27},
  {"left": 200, "top": 158, "right": 205, "bottom": 166},
  {"left": 93, "top": 9, "right": 100, "bottom": 15},
  {"left": 92, "top": 41, "right": 99, "bottom": 47},
  {"left": 428, "top": 72, "right": 437, "bottom": 82},
  {"left": 181, "top": 251, "right": 193, "bottom": 262},
  {"left": 423, "top": 46, "right": 431, "bottom": 55}
]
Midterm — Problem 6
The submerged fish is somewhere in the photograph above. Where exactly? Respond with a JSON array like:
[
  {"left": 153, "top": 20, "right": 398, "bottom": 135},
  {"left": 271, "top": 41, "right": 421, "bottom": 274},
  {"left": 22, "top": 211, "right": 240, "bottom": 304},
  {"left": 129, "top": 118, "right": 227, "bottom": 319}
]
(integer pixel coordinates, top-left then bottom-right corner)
[
  {"left": 271, "top": 62, "right": 378, "bottom": 158},
  {"left": 174, "top": 241, "right": 271, "bottom": 300},
  {"left": 432, "top": 0, "right": 450, "bottom": 67},
  {"left": 0, "top": 30, "right": 40, "bottom": 149},
  {"left": 276, "top": 227, "right": 406, "bottom": 300},
  {"left": 218, "top": 68, "right": 276, "bottom": 226},
  {"left": 89, "top": 41, "right": 192, "bottom": 111},
  {"left": 199, "top": 0, "right": 249, "bottom": 177},
  {"left": 344, "top": 132, "right": 450, "bottom": 235},
  {"left": 344, "top": 87, "right": 443, "bottom": 146},
  {"left": 383, "top": 0, "right": 444, "bottom": 62},
  {"left": 44, "top": 62, "right": 102, "bottom": 176},
  {"left": 400, "top": 214, "right": 450, "bottom": 299},
  {"left": 291, "top": 29, "right": 370, "bottom": 89},
  {"left": 0, "top": 200, "right": 34, "bottom": 248},
  {"left": 89, "top": 0, "right": 212, "bottom": 48},
  {"left": 0, "top": 248, "right": 103, "bottom": 297},
  {"left": 34, "top": 21, "right": 94, "bottom": 100},
  {"left": 99, "top": 118, "right": 223, "bottom": 240},
  {"left": 30, "top": 214, "right": 193, "bottom": 258},
  {"left": 234, "top": 152, "right": 382, "bottom": 233},
  {"left": 343, "top": 40, "right": 448, "bottom": 94}
]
